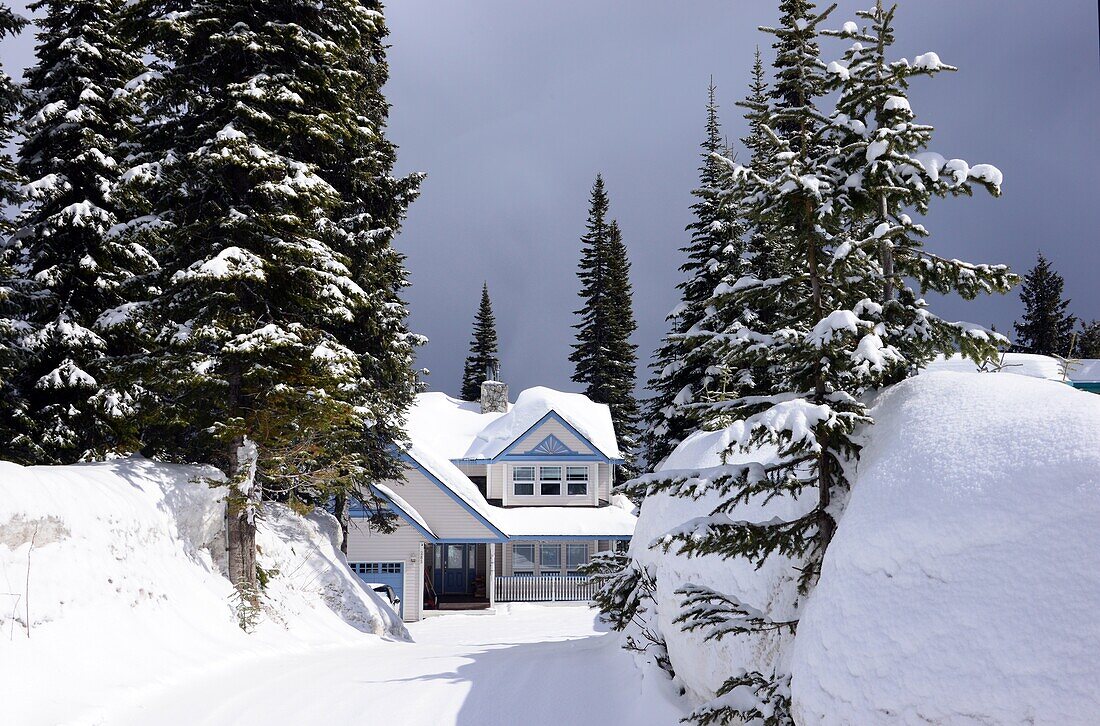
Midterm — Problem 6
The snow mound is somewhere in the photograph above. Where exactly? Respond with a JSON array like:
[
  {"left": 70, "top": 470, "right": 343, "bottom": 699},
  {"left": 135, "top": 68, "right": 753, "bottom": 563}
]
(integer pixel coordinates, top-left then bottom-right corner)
[
  {"left": 629, "top": 428, "right": 804, "bottom": 703},
  {"left": 924, "top": 351, "right": 1063, "bottom": 380},
  {"left": 0, "top": 457, "right": 405, "bottom": 725},
  {"left": 465, "top": 386, "right": 621, "bottom": 460},
  {"left": 790, "top": 372, "right": 1100, "bottom": 724}
]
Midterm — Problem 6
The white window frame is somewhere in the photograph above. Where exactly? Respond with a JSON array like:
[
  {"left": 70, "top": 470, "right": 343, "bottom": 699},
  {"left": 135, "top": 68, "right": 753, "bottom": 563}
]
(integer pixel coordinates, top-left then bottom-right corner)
[
  {"left": 538, "top": 544, "right": 562, "bottom": 576},
  {"left": 512, "top": 543, "right": 535, "bottom": 575},
  {"left": 566, "top": 544, "right": 588, "bottom": 575},
  {"left": 512, "top": 465, "right": 535, "bottom": 496},
  {"left": 539, "top": 465, "right": 562, "bottom": 496},
  {"left": 566, "top": 465, "right": 589, "bottom": 496}
]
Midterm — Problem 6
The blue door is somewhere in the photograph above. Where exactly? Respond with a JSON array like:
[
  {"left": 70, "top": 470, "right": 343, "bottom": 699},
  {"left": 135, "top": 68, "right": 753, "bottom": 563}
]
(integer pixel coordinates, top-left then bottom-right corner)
[
  {"left": 443, "top": 544, "right": 468, "bottom": 594},
  {"left": 351, "top": 562, "right": 404, "bottom": 619}
]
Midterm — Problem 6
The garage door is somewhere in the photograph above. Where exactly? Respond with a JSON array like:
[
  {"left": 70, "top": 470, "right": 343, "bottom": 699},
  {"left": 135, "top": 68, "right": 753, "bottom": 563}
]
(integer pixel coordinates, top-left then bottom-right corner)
[{"left": 350, "top": 562, "right": 404, "bottom": 619}]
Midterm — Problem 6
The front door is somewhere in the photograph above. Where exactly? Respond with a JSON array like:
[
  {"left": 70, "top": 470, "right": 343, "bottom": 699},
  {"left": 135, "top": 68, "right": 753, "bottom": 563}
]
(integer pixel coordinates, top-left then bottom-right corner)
[{"left": 443, "top": 544, "right": 468, "bottom": 594}]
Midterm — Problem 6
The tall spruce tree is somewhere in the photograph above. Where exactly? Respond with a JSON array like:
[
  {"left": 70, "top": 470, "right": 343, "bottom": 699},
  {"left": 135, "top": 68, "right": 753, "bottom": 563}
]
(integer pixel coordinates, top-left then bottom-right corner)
[
  {"left": 124, "top": 0, "right": 419, "bottom": 613},
  {"left": 0, "top": 0, "right": 152, "bottom": 465},
  {"left": 460, "top": 282, "right": 500, "bottom": 401},
  {"left": 570, "top": 175, "right": 640, "bottom": 472},
  {"left": 620, "top": 4, "right": 1016, "bottom": 722},
  {"left": 1013, "top": 253, "right": 1076, "bottom": 356},
  {"left": 644, "top": 81, "right": 745, "bottom": 468},
  {"left": 0, "top": 4, "right": 31, "bottom": 458}
]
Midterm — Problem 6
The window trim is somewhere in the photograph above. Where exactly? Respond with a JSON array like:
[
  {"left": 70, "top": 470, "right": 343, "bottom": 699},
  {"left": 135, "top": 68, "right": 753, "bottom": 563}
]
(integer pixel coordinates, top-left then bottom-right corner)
[
  {"left": 566, "top": 465, "right": 589, "bottom": 496},
  {"left": 513, "top": 543, "right": 536, "bottom": 572},
  {"left": 512, "top": 465, "right": 536, "bottom": 496},
  {"left": 538, "top": 543, "right": 562, "bottom": 575},
  {"left": 539, "top": 466, "right": 562, "bottom": 496}
]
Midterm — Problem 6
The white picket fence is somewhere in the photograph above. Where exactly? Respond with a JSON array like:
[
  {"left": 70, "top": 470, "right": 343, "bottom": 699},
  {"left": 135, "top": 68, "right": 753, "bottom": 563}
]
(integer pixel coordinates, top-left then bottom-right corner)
[{"left": 495, "top": 575, "right": 593, "bottom": 603}]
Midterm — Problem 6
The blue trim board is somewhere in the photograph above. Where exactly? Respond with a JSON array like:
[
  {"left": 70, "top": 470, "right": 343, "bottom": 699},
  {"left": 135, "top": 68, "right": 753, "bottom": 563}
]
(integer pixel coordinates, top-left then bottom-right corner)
[
  {"left": 506, "top": 534, "right": 633, "bottom": 541},
  {"left": 397, "top": 451, "right": 509, "bottom": 541}
]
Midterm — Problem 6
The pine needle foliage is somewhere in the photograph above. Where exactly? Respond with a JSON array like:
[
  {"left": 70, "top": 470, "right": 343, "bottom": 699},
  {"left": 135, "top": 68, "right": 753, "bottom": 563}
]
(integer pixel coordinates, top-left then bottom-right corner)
[{"left": 461, "top": 282, "right": 500, "bottom": 401}]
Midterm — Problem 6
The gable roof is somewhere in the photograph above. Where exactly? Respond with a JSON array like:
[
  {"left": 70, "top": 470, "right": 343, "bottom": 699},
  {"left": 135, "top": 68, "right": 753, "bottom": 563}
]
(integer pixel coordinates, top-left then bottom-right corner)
[{"left": 463, "top": 387, "right": 622, "bottom": 461}]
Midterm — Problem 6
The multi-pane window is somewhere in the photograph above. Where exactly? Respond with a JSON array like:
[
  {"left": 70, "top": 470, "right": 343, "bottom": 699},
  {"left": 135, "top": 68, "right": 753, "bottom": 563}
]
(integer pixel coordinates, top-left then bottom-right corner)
[
  {"left": 513, "top": 466, "right": 535, "bottom": 496},
  {"left": 566, "top": 466, "right": 589, "bottom": 496},
  {"left": 566, "top": 544, "right": 588, "bottom": 575},
  {"left": 513, "top": 544, "right": 535, "bottom": 575},
  {"left": 350, "top": 562, "right": 402, "bottom": 575},
  {"left": 539, "top": 466, "right": 562, "bottom": 496},
  {"left": 539, "top": 544, "right": 561, "bottom": 575}
]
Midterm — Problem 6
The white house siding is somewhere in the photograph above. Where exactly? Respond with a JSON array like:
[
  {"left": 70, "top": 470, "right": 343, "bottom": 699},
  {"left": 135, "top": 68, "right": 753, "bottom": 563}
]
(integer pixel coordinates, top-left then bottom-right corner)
[
  {"left": 513, "top": 418, "right": 595, "bottom": 456},
  {"left": 487, "top": 464, "right": 505, "bottom": 500},
  {"left": 597, "top": 462, "right": 612, "bottom": 502},
  {"left": 382, "top": 467, "right": 500, "bottom": 540},
  {"left": 346, "top": 518, "right": 426, "bottom": 622}
]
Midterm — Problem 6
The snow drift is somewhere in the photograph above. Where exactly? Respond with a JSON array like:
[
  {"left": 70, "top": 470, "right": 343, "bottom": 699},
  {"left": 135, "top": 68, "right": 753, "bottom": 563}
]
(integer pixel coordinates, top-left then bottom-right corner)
[
  {"left": 629, "top": 431, "right": 804, "bottom": 703},
  {"left": 790, "top": 372, "right": 1100, "bottom": 724},
  {"left": 0, "top": 457, "right": 405, "bottom": 725}
]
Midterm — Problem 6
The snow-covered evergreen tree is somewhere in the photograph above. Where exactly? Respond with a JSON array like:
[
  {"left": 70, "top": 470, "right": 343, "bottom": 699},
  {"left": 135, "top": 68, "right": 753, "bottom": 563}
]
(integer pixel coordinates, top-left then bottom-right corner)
[
  {"left": 625, "top": 3, "right": 1016, "bottom": 721},
  {"left": 1079, "top": 320, "right": 1100, "bottom": 359},
  {"left": 1013, "top": 252, "right": 1076, "bottom": 356},
  {"left": 124, "top": 0, "right": 419, "bottom": 604},
  {"left": 644, "top": 81, "right": 745, "bottom": 469},
  {"left": 460, "top": 282, "right": 499, "bottom": 402},
  {"left": 0, "top": 4, "right": 31, "bottom": 459},
  {"left": 0, "top": 0, "right": 152, "bottom": 465},
  {"left": 571, "top": 175, "right": 640, "bottom": 472}
]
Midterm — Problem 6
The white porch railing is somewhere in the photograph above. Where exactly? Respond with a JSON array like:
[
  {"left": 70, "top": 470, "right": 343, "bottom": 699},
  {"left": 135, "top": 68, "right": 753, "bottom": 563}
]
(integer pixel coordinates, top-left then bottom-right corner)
[{"left": 495, "top": 575, "right": 592, "bottom": 603}]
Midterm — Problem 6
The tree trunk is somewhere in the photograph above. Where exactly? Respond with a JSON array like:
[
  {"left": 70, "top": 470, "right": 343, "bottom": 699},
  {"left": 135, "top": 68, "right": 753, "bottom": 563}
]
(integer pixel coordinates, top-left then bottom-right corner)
[
  {"left": 224, "top": 367, "right": 259, "bottom": 601},
  {"left": 334, "top": 491, "right": 350, "bottom": 555},
  {"left": 805, "top": 199, "right": 835, "bottom": 562}
]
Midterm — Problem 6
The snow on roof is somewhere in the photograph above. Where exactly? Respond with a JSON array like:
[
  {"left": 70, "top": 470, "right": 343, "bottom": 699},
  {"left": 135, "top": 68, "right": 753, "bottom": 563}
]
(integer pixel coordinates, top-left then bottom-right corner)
[
  {"left": 399, "top": 441, "right": 636, "bottom": 539},
  {"left": 494, "top": 505, "right": 636, "bottom": 539},
  {"left": 405, "top": 392, "right": 509, "bottom": 460},
  {"left": 372, "top": 482, "right": 436, "bottom": 539},
  {"left": 923, "top": 352, "right": 1063, "bottom": 380},
  {"left": 463, "top": 386, "right": 622, "bottom": 461},
  {"left": 402, "top": 440, "right": 505, "bottom": 536}
]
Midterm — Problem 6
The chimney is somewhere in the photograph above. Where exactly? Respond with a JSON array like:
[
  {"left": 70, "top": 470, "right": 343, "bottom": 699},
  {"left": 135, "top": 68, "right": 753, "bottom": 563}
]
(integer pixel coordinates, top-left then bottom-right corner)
[{"left": 480, "top": 362, "right": 508, "bottom": 414}]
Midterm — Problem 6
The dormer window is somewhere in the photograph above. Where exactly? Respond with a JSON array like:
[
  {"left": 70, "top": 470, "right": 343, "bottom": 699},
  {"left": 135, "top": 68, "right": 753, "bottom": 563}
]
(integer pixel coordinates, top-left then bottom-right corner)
[
  {"left": 512, "top": 466, "right": 535, "bottom": 495},
  {"left": 566, "top": 466, "right": 589, "bottom": 495},
  {"left": 539, "top": 466, "right": 562, "bottom": 495}
]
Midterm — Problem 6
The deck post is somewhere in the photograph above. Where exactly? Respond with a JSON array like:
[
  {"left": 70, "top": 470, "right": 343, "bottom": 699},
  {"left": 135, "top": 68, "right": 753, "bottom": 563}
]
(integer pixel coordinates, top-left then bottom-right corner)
[{"left": 488, "top": 542, "right": 497, "bottom": 609}]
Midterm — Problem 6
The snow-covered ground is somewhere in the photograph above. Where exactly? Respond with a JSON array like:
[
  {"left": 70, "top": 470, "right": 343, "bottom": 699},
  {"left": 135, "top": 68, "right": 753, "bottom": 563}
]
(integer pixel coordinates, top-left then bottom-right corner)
[
  {"left": 0, "top": 459, "right": 677, "bottom": 726},
  {"left": 101, "top": 604, "right": 683, "bottom": 726}
]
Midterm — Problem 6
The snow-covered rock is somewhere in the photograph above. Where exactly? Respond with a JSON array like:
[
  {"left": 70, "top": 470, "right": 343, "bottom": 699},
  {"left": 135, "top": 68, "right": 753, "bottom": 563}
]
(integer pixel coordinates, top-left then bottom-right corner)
[
  {"left": 790, "top": 372, "right": 1100, "bottom": 724},
  {"left": 0, "top": 457, "right": 405, "bottom": 725}
]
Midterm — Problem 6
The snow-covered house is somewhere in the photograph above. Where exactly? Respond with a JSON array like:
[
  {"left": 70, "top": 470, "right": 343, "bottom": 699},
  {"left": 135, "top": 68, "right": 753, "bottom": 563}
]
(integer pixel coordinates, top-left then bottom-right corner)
[{"left": 346, "top": 382, "right": 636, "bottom": 621}]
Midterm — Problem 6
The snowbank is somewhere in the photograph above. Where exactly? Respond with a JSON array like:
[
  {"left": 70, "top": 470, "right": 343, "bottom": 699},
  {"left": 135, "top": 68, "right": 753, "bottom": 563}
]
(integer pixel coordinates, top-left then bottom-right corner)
[
  {"left": 629, "top": 429, "right": 805, "bottom": 703},
  {"left": 790, "top": 372, "right": 1100, "bottom": 724},
  {"left": 924, "top": 351, "right": 1063, "bottom": 379},
  {"left": 0, "top": 457, "right": 405, "bottom": 725}
]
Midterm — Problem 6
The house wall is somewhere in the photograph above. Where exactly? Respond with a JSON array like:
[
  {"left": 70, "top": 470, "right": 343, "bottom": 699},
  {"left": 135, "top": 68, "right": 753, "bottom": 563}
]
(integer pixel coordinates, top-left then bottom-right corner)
[
  {"left": 382, "top": 466, "right": 500, "bottom": 540},
  {"left": 346, "top": 518, "right": 426, "bottom": 622}
]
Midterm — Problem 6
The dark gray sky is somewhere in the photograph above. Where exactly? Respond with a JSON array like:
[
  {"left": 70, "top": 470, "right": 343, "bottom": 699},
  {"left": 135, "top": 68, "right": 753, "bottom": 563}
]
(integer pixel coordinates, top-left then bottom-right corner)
[
  {"left": 383, "top": 0, "right": 1100, "bottom": 398},
  {"left": 3, "top": 1, "right": 1097, "bottom": 399}
]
